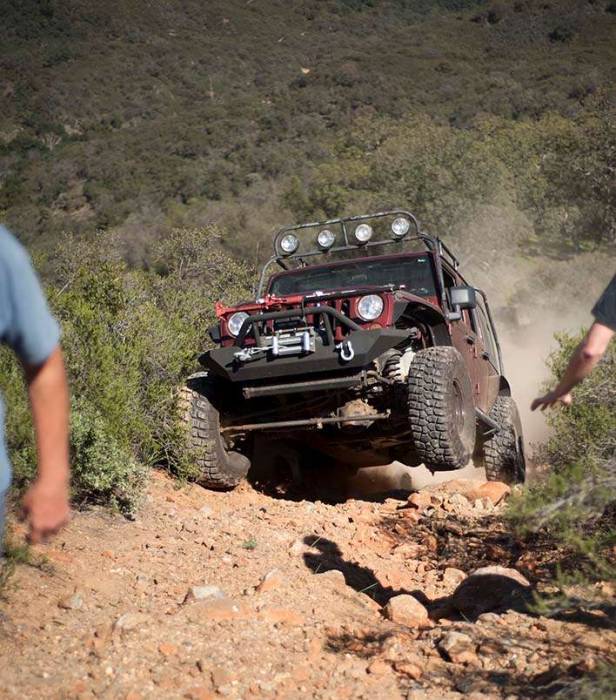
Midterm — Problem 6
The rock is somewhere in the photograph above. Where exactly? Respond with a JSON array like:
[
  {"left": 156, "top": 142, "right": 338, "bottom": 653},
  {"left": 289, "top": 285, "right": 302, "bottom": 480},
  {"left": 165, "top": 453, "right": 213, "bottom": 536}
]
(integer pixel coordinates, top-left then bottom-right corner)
[
  {"left": 475, "top": 497, "right": 495, "bottom": 513},
  {"left": 199, "top": 505, "right": 214, "bottom": 517},
  {"left": 257, "top": 569, "right": 283, "bottom": 594},
  {"left": 184, "top": 585, "right": 225, "bottom": 603},
  {"left": 429, "top": 479, "right": 484, "bottom": 497},
  {"left": 113, "top": 612, "right": 150, "bottom": 633},
  {"left": 407, "top": 492, "right": 433, "bottom": 511},
  {"left": 428, "top": 597, "right": 456, "bottom": 621},
  {"left": 476, "top": 612, "right": 502, "bottom": 625},
  {"left": 184, "top": 599, "right": 248, "bottom": 623},
  {"left": 438, "top": 631, "right": 478, "bottom": 665},
  {"left": 452, "top": 566, "right": 532, "bottom": 619},
  {"left": 259, "top": 607, "right": 305, "bottom": 626},
  {"left": 422, "top": 534, "right": 438, "bottom": 553},
  {"left": 159, "top": 642, "right": 178, "bottom": 657},
  {"left": 289, "top": 539, "right": 305, "bottom": 556},
  {"left": 393, "top": 660, "right": 423, "bottom": 680},
  {"left": 444, "top": 493, "right": 469, "bottom": 513},
  {"left": 406, "top": 691, "right": 430, "bottom": 700},
  {"left": 317, "top": 569, "right": 346, "bottom": 586},
  {"left": 393, "top": 542, "right": 421, "bottom": 559},
  {"left": 211, "top": 666, "right": 233, "bottom": 689},
  {"left": 58, "top": 592, "right": 83, "bottom": 610},
  {"left": 468, "top": 482, "right": 511, "bottom": 506},
  {"left": 442, "top": 568, "right": 466, "bottom": 588},
  {"left": 384, "top": 595, "right": 430, "bottom": 628},
  {"left": 367, "top": 659, "right": 390, "bottom": 675},
  {"left": 399, "top": 508, "right": 422, "bottom": 522}
]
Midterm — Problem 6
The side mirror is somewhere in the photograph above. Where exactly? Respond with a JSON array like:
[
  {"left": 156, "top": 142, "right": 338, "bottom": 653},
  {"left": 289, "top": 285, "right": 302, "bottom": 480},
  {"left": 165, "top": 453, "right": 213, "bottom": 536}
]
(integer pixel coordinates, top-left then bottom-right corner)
[
  {"left": 450, "top": 285, "right": 477, "bottom": 310},
  {"left": 447, "top": 285, "right": 476, "bottom": 321}
]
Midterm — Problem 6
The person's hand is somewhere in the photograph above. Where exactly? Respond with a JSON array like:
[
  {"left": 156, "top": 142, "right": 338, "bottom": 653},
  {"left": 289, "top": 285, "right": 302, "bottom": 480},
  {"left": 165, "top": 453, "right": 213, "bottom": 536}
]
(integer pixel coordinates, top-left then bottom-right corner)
[
  {"left": 21, "top": 477, "right": 70, "bottom": 544},
  {"left": 531, "top": 389, "right": 573, "bottom": 412}
]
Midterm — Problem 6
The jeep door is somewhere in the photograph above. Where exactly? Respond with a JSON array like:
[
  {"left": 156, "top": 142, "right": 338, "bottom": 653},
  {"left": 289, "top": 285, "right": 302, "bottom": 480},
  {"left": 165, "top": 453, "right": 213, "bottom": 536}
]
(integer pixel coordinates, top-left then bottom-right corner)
[
  {"left": 471, "top": 299, "right": 501, "bottom": 410},
  {"left": 441, "top": 266, "right": 484, "bottom": 408}
]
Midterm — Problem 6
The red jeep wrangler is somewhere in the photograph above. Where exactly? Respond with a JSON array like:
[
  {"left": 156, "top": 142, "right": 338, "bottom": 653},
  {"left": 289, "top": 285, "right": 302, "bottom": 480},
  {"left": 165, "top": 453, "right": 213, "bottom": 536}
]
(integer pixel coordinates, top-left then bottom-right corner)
[{"left": 181, "top": 210, "right": 525, "bottom": 490}]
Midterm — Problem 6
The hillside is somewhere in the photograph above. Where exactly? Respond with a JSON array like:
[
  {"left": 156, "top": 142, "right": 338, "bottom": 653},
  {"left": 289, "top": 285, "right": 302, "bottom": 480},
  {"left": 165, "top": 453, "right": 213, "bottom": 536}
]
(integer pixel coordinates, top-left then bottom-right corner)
[{"left": 1, "top": 0, "right": 616, "bottom": 260}]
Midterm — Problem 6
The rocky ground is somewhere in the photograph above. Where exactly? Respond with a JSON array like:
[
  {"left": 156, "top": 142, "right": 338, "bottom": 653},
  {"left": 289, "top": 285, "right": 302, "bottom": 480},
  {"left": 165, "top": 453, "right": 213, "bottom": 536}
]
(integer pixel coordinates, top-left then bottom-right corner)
[{"left": 1, "top": 470, "right": 614, "bottom": 700}]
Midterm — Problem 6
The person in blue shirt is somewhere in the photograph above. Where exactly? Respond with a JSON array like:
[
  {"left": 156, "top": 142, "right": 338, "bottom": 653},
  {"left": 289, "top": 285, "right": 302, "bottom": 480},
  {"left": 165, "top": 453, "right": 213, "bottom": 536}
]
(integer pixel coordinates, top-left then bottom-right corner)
[{"left": 0, "top": 225, "right": 70, "bottom": 544}]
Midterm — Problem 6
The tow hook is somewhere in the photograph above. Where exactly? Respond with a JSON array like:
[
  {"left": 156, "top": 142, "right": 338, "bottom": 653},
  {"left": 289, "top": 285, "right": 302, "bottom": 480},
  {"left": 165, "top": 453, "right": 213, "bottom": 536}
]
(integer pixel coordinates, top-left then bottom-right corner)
[{"left": 337, "top": 339, "right": 355, "bottom": 362}]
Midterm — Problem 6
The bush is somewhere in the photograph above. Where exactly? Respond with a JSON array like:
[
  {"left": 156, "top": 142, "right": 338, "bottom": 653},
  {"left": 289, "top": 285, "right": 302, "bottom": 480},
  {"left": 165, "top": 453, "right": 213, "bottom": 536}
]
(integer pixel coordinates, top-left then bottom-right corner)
[
  {"left": 508, "top": 331, "right": 616, "bottom": 614},
  {"left": 1, "top": 226, "right": 253, "bottom": 515},
  {"left": 69, "top": 397, "right": 147, "bottom": 517}
]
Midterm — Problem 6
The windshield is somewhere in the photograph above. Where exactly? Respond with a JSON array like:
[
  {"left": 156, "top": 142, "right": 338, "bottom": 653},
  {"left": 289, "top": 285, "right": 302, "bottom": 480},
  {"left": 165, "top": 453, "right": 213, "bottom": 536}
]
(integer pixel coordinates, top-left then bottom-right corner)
[{"left": 268, "top": 255, "right": 437, "bottom": 297}]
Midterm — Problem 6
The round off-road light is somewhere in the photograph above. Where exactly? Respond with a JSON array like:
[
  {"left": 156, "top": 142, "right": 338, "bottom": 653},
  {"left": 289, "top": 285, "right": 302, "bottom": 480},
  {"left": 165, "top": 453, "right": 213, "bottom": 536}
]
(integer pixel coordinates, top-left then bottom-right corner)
[
  {"left": 280, "top": 233, "right": 299, "bottom": 255},
  {"left": 354, "top": 223, "right": 373, "bottom": 245},
  {"left": 391, "top": 216, "right": 411, "bottom": 239},
  {"left": 227, "top": 311, "right": 250, "bottom": 337},
  {"left": 316, "top": 228, "right": 336, "bottom": 250},
  {"left": 357, "top": 294, "right": 384, "bottom": 321}
]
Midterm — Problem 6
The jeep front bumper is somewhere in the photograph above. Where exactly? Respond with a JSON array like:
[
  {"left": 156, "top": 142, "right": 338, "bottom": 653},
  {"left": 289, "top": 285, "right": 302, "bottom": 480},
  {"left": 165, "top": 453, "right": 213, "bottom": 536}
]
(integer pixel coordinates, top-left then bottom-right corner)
[{"left": 200, "top": 327, "right": 409, "bottom": 383}]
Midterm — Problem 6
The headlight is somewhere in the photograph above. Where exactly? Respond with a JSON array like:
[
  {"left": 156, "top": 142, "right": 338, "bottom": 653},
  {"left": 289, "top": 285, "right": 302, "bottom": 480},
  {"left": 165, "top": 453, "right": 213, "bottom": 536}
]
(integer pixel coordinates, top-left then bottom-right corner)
[
  {"left": 227, "top": 312, "right": 250, "bottom": 337},
  {"left": 354, "top": 223, "right": 373, "bottom": 245},
  {"left": 280, "top": 233, "right": 299, "bottom": 255},
  {"left": 357, "top": 294, "right": 384, "bottom": 321},
  {"left": 317, "top": 229, "right": 336, "bottom": 250},
  {"left": 391, "top": 216, "right": 411, "bottom": 239}
]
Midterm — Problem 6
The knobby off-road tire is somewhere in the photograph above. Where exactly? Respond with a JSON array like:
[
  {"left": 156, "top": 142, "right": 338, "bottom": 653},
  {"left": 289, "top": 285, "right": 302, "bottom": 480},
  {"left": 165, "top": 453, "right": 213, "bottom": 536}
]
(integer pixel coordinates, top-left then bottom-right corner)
[
  {"left": 178, "top": 374, "right": 250, "bottom": 490},
  {"left": 482, "top": 396, "right": 526, "bottom": 484},
  {"left": 407, "top": 347, "right": 476, "bottom": 471}
]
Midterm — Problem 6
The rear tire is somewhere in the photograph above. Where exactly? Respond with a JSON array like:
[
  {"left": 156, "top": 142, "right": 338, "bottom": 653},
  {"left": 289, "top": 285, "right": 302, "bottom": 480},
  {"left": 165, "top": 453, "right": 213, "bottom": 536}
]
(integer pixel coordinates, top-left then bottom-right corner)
[
  {"left": 178, "top": 374, "right": 250, "bottom": 490},
  {"left": 407, "top": 347, "right": 475, "bottom": 471},
  {"left": 481, "top": 396, "right": 526, "bottom": 484}
]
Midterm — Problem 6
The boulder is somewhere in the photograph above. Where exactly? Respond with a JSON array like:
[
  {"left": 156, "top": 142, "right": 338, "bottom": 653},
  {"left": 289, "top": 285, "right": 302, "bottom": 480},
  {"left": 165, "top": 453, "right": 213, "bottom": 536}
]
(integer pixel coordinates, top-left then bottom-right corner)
[
  {"left": 113, "top": 612, "right": 151, "bottom": 633},
  {"left": 467, "top": 482, "right": 511, "bottom": 505},
  {"left": 442, "top": 567, "right": 466, "bottom": 589},
  {"left": 384, "top": 595, "right": 430, "bottom": 628},
  {"left": 317, "top": 569, "right": 346, "bottom": 586},
  {"left": 184, "top": 585, "right": 225, "bottom": 603},
  {"left": 452, "top": 566, "right": 532, "bottom": 619},
  {"left": 438, "top": 631, "right": 478, "bottom": 665}
]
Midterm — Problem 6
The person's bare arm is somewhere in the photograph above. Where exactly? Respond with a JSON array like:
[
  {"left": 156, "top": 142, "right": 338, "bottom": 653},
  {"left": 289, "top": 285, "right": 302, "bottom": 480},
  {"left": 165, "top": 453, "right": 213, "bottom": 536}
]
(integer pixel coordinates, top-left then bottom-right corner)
[
  {"left": 21, "top": 346, "right": 70, "bottom": 543},
  {"left": 531, "top": 322, "right": 615, "bottom": 411}
]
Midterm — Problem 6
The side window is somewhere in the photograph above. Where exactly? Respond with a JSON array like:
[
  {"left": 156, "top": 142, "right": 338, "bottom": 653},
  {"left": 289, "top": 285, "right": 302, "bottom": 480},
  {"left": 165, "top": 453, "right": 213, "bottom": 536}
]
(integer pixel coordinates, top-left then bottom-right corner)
[
  {"left": 475, "top": 301, "right": 499, "bottom": 367},
  {"left": 442, "top": 269, "right": 455, "bottom": 290}
]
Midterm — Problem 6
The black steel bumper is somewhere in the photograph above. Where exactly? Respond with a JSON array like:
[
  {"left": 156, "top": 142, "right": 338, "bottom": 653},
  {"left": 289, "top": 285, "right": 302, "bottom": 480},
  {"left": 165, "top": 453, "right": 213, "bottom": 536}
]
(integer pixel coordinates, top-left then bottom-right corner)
[{"left": 200, "top": 328, "right": 409, "bottom": 383}]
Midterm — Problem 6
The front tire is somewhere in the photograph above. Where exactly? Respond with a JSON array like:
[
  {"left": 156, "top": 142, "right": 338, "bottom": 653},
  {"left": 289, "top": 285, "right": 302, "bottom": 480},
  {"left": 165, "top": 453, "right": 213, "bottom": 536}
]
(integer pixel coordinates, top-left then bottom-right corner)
[
  {"left": 178, "top": 374, "right": 251, "bottom": 490},
  {"left": 407, "top": 347, "right": 476, "bottom": 471},
  {"left": 481, "top": 396, "right": 526, "bottom": 484}
]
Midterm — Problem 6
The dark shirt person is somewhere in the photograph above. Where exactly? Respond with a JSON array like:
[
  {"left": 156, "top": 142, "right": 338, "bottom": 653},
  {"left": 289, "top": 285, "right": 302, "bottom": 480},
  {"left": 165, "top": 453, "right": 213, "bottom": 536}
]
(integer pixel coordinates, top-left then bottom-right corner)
[
  {"left": 0, "top": 225, "right": 70, "bottom": 544},
  {"left": 532, "top": 274, "right": 616, "bottom": 411}
]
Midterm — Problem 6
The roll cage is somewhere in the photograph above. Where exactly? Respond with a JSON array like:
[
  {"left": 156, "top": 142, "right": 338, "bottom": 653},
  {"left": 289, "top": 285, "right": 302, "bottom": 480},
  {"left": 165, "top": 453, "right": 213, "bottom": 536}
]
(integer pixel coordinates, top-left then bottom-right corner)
[{"left": 255, "top": 209, "right": 504, "bottom": 374}]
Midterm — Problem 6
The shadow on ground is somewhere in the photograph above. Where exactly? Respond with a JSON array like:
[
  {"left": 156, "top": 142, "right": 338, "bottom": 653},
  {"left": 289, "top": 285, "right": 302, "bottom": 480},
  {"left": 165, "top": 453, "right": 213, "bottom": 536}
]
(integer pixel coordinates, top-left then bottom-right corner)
[
  {"left": 301, "top": 534, "right": 410, "bottom": 606},
  {"left": 246, "top": 436, "right": 486, "bottom": 504}
]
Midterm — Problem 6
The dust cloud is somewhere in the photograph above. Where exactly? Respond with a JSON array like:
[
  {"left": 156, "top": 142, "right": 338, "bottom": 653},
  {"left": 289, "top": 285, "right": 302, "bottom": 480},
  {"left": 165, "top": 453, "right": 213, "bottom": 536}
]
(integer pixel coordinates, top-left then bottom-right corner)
[{"left": 500, "top": 308, "right": 592, "bottom": 454}]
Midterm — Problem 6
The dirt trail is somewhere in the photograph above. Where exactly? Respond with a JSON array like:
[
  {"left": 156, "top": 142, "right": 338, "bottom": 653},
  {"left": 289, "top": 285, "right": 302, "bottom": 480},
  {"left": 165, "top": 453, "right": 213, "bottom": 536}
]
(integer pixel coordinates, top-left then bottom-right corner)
[{"left": 1, "top": 471, "right": 614, "bottom": 700}]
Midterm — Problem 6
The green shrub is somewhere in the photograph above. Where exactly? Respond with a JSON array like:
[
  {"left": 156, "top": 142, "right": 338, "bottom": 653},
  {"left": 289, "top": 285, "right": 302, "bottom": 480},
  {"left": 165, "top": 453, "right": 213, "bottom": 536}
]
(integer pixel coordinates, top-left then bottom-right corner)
[
  {"left": 69, "top": 397, "right": 147, "bottom": 517},
  {"left": 508, "top": 331, "right": 616, "bottom": 615},
  {"left": 2, "top": 226, "right": 253, "bottom": 515},
  {"left": 543, "top": 331, "right": 616, "bottom": 469}
]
